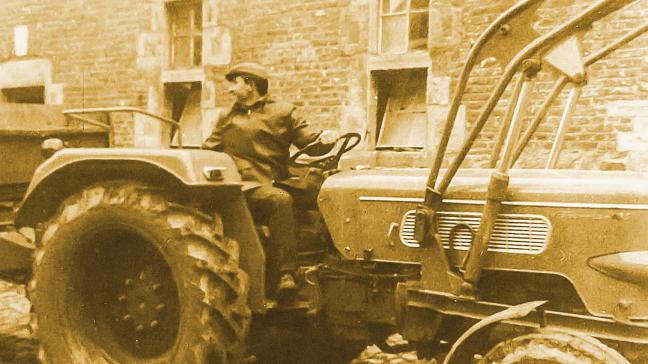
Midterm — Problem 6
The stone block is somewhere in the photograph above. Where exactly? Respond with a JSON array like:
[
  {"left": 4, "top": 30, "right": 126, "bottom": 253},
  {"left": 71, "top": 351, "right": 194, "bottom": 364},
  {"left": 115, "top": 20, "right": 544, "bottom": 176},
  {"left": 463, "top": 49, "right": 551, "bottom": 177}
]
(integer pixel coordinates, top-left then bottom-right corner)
[
  {"left": 203, "top": 26, "right": 231, "bottom": 66},
  {"left": 0, "top": 58, "right": 51, "bottom": 89},
  {"left": 616, "top": 116, "right": 648, "bottom": 152},
  {"left": 136, "top": 56, "right": 160, "bottom": 70},
  {"left": 628, "top": 151, "right": 648, "bottom": 171},
  {"left": 427, "top": 75, "right": 450, "bottom": 105},
  {"left": 45, "top": 83, "right": 64, "bottom": 105},
  {"left": 632, "top": 116, "right": 648, "bottom": 136},
  {"left": 204, "top": 0, "right": 219, "bottom": 26},
  {"left": 150, "top": 3, "right": 165, "bottom": 31},
  {"left": 133, "top": 113, "right": 163, "bottom": 148},
  {"left": 606, "top": 100, "right": 648, "bottom": 118},
  {"left": 202, "top": 80, "right": 216, "bottom": 108},
  {"left": 137, "top": 33, "right": 160, "bottom": 58}
]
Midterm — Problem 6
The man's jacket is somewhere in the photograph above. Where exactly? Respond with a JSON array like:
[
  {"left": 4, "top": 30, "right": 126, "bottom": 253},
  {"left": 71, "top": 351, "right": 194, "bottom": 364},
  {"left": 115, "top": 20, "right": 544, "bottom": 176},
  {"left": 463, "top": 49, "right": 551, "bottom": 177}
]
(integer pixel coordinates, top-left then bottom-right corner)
[{"left": 202, "top": 97, "right": 327, "bottom": 188}]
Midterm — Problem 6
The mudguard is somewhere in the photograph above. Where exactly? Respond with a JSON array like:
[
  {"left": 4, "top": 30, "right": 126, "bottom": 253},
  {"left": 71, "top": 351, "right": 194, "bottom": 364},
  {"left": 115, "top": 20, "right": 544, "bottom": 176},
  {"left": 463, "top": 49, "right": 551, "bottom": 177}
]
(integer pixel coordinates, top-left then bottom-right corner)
[
  {"left": 15, "top": 148, "right": 245, "bottom": 226},
  {"left": 443, "top": 300, "right": 547, "bottom": 364}
]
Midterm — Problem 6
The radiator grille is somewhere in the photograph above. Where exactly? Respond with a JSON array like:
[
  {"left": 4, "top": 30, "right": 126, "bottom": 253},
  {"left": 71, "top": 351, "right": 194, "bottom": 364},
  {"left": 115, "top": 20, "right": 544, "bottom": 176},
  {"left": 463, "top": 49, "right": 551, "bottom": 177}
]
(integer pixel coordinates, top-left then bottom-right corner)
[{"left": 399, "top": 211, "right": 550, "bottom": 254}]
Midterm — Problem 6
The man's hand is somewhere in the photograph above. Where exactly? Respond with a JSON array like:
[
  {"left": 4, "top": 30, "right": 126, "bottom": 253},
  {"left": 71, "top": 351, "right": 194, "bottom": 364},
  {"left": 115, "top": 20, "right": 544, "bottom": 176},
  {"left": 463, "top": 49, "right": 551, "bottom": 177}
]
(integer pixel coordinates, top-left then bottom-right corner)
[{"left": 318, "top": 130, "right": 339, "bottom": 145}]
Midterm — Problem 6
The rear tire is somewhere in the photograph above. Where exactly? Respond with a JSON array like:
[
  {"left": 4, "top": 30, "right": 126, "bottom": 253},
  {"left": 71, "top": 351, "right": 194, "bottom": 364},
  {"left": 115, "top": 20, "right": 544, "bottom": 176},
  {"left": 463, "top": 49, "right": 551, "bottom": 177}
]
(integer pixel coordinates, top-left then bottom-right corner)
[
  {"left": 481, "top": 330, "right": 629, "bottom": 364},
  {"left": 29, "top": 181, "right": 250, "bottom": 363}
]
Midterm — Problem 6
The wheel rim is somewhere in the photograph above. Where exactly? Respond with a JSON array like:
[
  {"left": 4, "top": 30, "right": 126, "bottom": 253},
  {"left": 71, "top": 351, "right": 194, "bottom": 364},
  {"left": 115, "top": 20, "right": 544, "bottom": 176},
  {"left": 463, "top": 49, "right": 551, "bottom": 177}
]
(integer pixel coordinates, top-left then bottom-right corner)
[
  {"left": 481, "top": 331, "right": 629, "bottom": 364},
  {"left": 79, "top": 227, "right": 180, "bottom": 358}
]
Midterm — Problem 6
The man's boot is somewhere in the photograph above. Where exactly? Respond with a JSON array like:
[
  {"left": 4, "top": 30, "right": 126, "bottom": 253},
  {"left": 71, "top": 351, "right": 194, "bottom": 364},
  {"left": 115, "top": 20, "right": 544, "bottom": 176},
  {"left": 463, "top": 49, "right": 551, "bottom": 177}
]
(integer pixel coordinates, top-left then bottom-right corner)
[{"left": 276, "top": 273, "right": 298, "bottom": 305}]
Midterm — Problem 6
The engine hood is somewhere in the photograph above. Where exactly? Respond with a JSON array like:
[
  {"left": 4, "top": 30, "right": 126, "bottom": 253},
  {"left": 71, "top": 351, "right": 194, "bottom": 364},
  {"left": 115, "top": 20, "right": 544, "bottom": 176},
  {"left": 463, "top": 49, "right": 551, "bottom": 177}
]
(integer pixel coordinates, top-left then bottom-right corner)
[{"left": 320, "top": 168, "right": 648, "bottom": 205}]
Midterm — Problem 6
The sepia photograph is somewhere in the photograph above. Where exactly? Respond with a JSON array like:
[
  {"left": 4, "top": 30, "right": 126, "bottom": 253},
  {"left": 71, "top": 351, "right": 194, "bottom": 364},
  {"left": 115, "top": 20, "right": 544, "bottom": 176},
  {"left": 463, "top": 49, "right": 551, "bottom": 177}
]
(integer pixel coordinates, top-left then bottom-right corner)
[{"left": 0, "top": 0, "right": 648, "bottom": 362}]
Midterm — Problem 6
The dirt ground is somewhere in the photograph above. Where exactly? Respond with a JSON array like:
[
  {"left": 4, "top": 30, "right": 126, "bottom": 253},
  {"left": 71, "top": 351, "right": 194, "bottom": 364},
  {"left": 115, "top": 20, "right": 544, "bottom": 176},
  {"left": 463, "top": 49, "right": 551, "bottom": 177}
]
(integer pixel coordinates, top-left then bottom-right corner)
[
  {"left": 0, "top": 280, "right": 434, "bottom": 364},
  {"left": 0, "top": 281, "right": 37, "bottom": 363}
]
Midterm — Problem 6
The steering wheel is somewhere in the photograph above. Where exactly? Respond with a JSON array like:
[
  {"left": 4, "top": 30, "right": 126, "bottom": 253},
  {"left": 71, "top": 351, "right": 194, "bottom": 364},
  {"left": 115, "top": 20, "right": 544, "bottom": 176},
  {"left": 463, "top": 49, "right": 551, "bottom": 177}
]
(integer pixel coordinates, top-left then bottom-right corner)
[{"left": 290, "top": 132, "right": 362, "bottom": 171}]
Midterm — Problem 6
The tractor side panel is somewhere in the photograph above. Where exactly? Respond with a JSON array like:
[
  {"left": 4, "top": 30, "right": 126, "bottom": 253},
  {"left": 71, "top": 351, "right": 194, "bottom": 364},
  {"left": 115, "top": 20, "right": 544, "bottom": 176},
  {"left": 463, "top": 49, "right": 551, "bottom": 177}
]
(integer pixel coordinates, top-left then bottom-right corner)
[{"left": 319, "top": 168, "right": 648, "bottom": 319}]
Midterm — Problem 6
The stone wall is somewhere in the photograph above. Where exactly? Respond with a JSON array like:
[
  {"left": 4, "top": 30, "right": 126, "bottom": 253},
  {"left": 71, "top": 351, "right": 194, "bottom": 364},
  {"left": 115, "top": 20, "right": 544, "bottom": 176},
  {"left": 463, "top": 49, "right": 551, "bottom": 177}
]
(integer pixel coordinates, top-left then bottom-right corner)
[
  {"left": 214, "top": 0, "right": 369, "bottom": 132},
  {"left": 0, "top": 0, "right": 153, "bottom": 146},
  {"left": 458, "top": 0, "right": 648, "bottom": 169},
  {"left": 1, "top": 0, "right": 648, "bottom": 166}
]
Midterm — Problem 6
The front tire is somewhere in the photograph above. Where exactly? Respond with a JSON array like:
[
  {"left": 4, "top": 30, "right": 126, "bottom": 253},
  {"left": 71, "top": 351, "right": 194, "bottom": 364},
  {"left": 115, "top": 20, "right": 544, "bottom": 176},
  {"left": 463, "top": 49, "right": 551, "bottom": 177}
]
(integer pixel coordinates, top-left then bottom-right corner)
[
  {"left": 29, "top": 181, "right": 250, "bottom": 363},
  {"left": 481, "top": 330, "right": 629, "bottom": 364}
]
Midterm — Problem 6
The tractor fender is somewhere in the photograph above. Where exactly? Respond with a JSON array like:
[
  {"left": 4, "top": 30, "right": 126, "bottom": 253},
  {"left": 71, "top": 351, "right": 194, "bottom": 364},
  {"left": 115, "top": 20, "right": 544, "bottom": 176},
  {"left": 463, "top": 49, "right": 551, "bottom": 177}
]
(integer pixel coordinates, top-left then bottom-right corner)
[
  {"left": 15, "top": 147, "right": 246, "bottom": 226},
  {"left": 14, "top": 147, "right": 267, "bottom": 313},
  {"left": 443, "top": 300, "right": 547, "bottom": 364}
]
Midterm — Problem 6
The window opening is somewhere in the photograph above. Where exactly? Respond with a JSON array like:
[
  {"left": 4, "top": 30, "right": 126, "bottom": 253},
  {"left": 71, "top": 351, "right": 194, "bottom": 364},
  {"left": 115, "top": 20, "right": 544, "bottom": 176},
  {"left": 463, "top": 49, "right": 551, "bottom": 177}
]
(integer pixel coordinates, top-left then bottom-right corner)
[
  {"left": 379, "top": 0, "right": 429, "bottom": 54},
  {"left": 375, "top": 68, "right": 428, "bottom": 149},
  {"left": 167, "top": 1, "right": 203, "bottom": 69},
  {"left": 165, "top": 82, "right": 203, "bottom": 146},
  {"left": 2, "top": 86, "right": 45, "bottom": 104}
]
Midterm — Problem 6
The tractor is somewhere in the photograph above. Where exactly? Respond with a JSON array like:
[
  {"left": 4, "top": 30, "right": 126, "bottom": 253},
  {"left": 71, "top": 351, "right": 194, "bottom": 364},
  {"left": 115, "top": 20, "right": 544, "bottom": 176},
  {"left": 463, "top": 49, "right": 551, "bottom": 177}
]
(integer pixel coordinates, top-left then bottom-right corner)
[{"left": 3, "top": 0, "right": 648, "bottom": 362}]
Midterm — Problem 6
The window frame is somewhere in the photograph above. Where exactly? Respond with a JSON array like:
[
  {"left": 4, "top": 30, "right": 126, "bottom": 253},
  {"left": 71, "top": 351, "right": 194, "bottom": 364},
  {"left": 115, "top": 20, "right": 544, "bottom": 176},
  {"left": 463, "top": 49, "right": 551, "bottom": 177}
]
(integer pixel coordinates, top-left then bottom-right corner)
[
  {"left": 378, "top": 0, "right": 430, "bottom": 54},
  {"left": 374, "top": 67, "right": 429, "bottom": 150},
  {"left": 167, "top": 0, "right": 203, "bottom": 69}
]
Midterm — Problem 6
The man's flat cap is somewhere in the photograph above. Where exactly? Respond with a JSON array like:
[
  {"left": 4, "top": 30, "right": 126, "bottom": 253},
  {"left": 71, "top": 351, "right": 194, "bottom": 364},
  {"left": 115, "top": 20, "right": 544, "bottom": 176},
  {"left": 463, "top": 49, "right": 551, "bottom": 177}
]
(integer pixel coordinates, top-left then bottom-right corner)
[{"left": 225, "top": 62, "right": 269, "bottom": 82}]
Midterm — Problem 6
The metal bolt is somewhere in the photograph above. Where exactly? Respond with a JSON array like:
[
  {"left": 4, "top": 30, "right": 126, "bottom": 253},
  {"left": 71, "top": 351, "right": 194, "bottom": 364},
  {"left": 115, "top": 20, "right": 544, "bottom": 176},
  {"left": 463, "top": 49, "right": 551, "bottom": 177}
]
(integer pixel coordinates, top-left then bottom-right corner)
[
  {"left": 344, "top": 218, "right": 351, "bottom": 223},
  {"left": 135, "top": 324, "right": 144, "bottom": 332},
  {"left": 155, "top": 303, "right": 166, "bottom": 311},
  {"left": 363, "top": 248, "right": 374, "bottom": 261},
  {"left": 124, "top": 278, "right": 133, "bottom": 287},
  {"left": 139, "top": 303, "right": 146, "bottom": 310},
  {"left": 118, "top": 295, "right": 127, "bottom": 303},
  {"left": 150, "top": 320, "right": 159, "bottom": 328},
  {"left": 344, "top": 246, "right": 351, "bottom": 252},
  {"left": 139, "top": 272, "right": 147, "bottom": 280},
  {"left": 152, "top": 283, "right": 161, "bottom": 292},
  {"left": 122, "top": 314, "right": 132, "bottom": 321}
]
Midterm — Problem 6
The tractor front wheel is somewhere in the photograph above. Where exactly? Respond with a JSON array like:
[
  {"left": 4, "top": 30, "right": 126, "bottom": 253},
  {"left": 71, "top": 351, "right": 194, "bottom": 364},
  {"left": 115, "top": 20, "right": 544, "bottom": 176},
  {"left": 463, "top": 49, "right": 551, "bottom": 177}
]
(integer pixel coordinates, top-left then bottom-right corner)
[
  {"left": 29, "top": 181, "right": 250, "bottom": 363},
  {"left": 480, "top": 330, "right": 629, "bottom": 364}
]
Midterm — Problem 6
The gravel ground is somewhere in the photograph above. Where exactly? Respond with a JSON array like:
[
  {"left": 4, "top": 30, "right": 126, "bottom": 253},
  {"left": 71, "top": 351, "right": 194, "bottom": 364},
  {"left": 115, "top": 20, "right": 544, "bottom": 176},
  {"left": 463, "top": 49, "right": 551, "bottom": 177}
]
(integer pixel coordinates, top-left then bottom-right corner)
[
  {"left": 0, "top": 281, "right": 37, "bottom": 363},
  {"left": 0, "top": 280, "right": 433, "bottom": 364}
]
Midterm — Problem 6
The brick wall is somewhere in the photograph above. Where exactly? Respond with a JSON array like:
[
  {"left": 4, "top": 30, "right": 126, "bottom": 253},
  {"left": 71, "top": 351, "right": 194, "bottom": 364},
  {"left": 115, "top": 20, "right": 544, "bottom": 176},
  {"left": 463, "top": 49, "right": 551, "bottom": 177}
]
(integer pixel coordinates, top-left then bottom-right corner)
[
  {"left": 458, "top": 0, "right": 648, "bottom": 169},
  {"left": 1, "top": 0, "right": 647, "bottom": 164},
  {"left": 0, "top": 0, "right": 153, "bottom": 146},
  {"left": 213, "top": 0, "right": 369, "bottom": 132}
]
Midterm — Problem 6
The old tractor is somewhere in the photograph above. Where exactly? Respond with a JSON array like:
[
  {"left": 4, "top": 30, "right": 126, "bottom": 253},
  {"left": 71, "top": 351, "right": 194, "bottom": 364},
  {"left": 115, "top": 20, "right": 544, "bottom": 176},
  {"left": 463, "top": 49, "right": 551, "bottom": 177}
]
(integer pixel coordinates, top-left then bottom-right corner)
[{"left": 3, "top": 0, "right": 648, "bottom": 362}]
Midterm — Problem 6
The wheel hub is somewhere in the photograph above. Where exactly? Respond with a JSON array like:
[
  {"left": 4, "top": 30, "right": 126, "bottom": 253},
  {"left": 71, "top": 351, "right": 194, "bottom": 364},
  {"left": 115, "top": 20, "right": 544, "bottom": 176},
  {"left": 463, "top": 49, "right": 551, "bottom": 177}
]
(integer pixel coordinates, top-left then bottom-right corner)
[
  {"left": 82, "top": 230, "right": 181, "bottom": 358},
  {"left": 115, "top": 266, "right": 168, "bottom": 339}
]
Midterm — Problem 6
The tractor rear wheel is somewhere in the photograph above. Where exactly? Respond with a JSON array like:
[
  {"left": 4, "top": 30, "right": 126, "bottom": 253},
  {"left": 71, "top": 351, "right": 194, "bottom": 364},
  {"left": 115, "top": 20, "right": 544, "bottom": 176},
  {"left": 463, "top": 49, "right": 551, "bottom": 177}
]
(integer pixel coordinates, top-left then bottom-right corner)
[
  {"left": 29, "top": 181, "right": 250, "bottom": 363},
  {"left": 480, "top": 330, "right": 629, "bottom": 364}
]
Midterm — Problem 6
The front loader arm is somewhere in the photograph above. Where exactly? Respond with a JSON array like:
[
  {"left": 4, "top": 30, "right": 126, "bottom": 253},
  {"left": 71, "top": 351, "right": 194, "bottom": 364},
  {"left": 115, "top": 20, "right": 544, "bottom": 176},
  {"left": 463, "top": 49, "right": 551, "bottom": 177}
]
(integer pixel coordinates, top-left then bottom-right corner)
[{"left": 416, "top": 0, "right": 645, "bottom": 296}]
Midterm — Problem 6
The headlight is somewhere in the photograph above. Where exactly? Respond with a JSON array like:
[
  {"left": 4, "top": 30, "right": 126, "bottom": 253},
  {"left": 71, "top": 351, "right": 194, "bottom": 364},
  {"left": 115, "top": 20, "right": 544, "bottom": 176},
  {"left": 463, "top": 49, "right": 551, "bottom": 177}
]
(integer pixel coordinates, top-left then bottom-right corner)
[{"left": 588, "top": 251, "right": 648, "bottom": 286}]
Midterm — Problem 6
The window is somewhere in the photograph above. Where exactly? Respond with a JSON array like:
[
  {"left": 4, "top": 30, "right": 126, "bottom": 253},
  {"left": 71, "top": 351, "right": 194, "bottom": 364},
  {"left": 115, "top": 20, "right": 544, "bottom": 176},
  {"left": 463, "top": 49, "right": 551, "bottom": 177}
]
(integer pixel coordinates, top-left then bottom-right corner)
[
  {"left": 2, "top": 86, "right": 45, "bottom": 104},
  {"left": 165, "top": 82, "right": 204, "bottom": 146},
  {"left": 167, "top": 1, "right": 202, "bottom": 69},
  {"left": 379, "top": 0, "right": 429, "bottom": 54},
  {"left": 375, "top": 68, "right": 428, "bottom": 149}
]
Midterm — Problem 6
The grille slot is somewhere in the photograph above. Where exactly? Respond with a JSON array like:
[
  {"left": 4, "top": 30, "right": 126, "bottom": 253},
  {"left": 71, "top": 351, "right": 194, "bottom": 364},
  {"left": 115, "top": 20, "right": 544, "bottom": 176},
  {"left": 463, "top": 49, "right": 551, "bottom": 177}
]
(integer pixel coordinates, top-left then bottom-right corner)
[{"left": 399, "top": 211, "right": 550, "bottom": 254}]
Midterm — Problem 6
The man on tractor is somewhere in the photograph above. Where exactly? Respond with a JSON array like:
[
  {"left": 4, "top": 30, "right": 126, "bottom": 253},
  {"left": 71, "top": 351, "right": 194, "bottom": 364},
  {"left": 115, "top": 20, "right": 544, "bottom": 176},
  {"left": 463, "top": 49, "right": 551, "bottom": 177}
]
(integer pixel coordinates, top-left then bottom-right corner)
[{"left": 202, "top": 62, "right": 338, "bottom": 301}]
